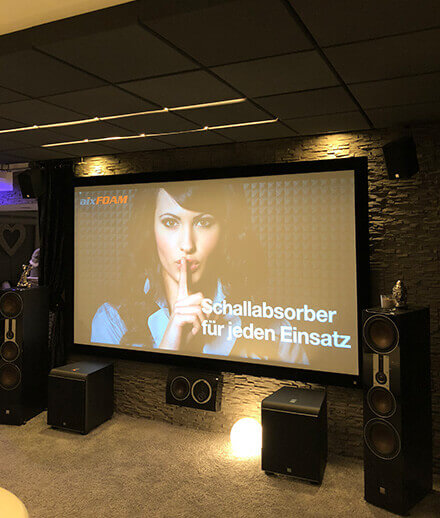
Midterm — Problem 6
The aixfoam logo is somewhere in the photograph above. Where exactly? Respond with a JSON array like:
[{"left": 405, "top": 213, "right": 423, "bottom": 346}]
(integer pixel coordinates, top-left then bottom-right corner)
[{"left": 80, "top": 195, "right": 128, "bottom": 206}]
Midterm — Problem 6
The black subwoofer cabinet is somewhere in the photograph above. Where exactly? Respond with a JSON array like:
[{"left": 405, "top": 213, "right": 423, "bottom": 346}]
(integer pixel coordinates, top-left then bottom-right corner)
[
  {"left": 262, "top": 386, "right": 327, "bottom": 484},
  {"left": 48, "top": 361, "right": 113, "bottom": 434}
]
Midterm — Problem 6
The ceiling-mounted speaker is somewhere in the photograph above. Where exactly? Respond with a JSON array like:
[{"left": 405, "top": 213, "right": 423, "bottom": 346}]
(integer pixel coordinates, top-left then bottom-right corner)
[
  {"left": 382, "top": 136, "right": 419, "bottom": 180},
  {"left": 17, "top": 168, "right": 45, "bottom": 199}
]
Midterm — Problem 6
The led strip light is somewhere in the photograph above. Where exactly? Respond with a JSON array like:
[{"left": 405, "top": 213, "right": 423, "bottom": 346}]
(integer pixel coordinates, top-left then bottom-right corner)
[
  {"left": 0, "top": 98, "right": 246, "bottom": 135},
  {"left": 41, "top": 119, "right": 279, "bottom": 148}
]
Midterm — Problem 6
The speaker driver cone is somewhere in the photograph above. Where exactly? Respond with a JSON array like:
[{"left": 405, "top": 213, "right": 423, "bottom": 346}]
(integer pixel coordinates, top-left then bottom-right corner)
[
  {"left": 367, "top": 387, "right": 396, "bottom": 418},
  {"left": 0, "top": 341, "right": 20, "bottom": 362},
  {"left": 0, "top": 292, "right": 23, "bottom": 319},
  {"left": 363, "top": 315, "right": 399, "bottom": 354},
  {"left": 364, "top": 419, "right": 401, "bottom": 460},
  {"left": 0, "top": 364, "right": 21, "bottom": 390},
  {"left": 170, "top": 376, "right": 190, "bottom": 401},
  {"left": 191, "top": 379, "right": 212, "bottom": 404}
]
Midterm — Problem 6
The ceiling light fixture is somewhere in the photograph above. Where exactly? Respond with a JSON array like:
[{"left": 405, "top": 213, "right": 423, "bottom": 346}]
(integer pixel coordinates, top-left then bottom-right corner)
[
  {"left": 0, "top": 98, "right": 246, "bottom": 135},
  {"left": 41, "top": 119, "right": 278, "bottom": 148}
]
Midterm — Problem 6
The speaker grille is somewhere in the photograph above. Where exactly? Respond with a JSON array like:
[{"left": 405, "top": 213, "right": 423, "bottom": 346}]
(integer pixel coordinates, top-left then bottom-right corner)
[
  {"left": 363, "top": 315, "right": 399, "bottom": 354},
  {"left": 191, "top": 379, "right": 212, "bottom": 404},
  {"left": 0, "top": 364, "right": 21, "bottom": 390},
  {"left": 0, "top": 341, "right": 20, "bottom": 362},
  {"left": 0, "top": 292, "right": 23, "bottom": 319},
  {"left": 367, "top": 387, "right": 396, "bottom": 418},
  {"left": 170, "top": 376, "right": 190, "bottom": 401},
  {"left": 364, "top": 419, "right": 401, "bottom": 460}
]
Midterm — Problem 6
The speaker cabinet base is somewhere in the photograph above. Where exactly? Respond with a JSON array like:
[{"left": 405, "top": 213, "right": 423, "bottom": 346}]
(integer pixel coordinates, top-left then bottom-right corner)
[{"left": 0, "top": 404, "right": 44, "bottom": 425}]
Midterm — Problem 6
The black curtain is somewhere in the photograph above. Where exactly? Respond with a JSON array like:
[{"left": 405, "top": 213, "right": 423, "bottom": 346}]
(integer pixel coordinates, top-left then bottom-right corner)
[{"left": 38, "top": 160, "right": 74, "bottom": 369}]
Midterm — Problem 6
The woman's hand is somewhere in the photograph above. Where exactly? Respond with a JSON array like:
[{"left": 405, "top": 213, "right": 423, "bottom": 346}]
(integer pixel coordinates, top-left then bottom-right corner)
[{"left": 159, "top": 258, "right": 206, "bottom": 351}]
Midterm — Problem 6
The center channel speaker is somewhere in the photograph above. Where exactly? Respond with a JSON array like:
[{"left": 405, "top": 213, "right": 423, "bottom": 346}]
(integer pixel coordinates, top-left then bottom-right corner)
[
  {"left": 166, "top": 369, "right": 222, "bottom": 412},
  {"left": 0, "top": 287, "right": 49, "bottom": 424},
  {"left": 362, "top": 307, "right": 432, "bottom": 515}
]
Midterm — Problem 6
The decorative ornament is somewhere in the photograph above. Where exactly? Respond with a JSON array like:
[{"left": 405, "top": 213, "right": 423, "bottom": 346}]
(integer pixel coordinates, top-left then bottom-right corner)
[
  {"left": 17, "top": 264, "right": 32, "bottom": 289},
  {"left": 392, "top": 280, "right": 408, "bottom": 308}
]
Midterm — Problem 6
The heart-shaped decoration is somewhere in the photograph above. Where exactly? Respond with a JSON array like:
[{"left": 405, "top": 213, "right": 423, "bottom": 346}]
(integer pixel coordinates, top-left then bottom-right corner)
[{"left": 0, "top": 224, "right": 26, "bottom": 257}]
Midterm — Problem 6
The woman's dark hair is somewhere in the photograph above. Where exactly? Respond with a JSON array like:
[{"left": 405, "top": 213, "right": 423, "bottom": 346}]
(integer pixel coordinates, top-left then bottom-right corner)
[{"left": 117, "top": 179, "right": 266, "bottom": 345}]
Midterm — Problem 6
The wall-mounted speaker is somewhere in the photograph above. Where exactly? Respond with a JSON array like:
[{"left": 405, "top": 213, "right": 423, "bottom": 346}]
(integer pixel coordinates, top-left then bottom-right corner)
[
  {"left": 0, "top": 287, "right": 49, "bottom": 425},
  {"left": 382, "top": 136, "right": 419, "bottom": 180},
  {"left": 166, "top": 369, "right": 222, "bottom": 412},
  {"left": 17, "top": 168, "right": 44, "bottom": 199},
  {"left": 362, "top": 307, "right": 432, "bottom": 515}
]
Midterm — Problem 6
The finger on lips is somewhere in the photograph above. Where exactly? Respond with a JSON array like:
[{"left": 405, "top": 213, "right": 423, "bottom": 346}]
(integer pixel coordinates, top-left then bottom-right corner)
[{"left": 177, "top": 257, "right": 189, "bottom": 299}]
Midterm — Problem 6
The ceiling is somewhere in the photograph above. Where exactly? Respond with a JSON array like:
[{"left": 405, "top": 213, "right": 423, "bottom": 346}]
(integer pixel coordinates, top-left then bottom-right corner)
[
  {"left": 0, "top": 0, "right": 133, "bottom": 37},
  {"left": 0, "top": 0, "right": 439, "bottom": 164}
]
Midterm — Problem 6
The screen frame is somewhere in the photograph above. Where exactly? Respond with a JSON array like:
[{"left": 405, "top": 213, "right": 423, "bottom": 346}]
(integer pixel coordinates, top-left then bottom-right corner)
[{"left": 70, "top": 157, "right": 369, "bottom": 388}]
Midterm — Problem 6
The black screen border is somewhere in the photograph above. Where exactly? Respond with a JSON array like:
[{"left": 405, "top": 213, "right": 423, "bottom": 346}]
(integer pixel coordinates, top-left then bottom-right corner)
[{"left": 70, "top": 157, "right": 369, "bottom": 388}]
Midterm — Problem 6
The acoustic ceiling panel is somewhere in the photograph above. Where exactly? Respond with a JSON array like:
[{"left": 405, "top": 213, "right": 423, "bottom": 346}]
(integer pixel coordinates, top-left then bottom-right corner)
[
  {"left": 44, "top": 142, "right": 121, "bottom": 158},
  {"left": 158, "top": 130, "right": 232, "bottom": 148},
  {"left": 140, "top": 0, "right": 312, "bottom": 66},
  {"left": 114, "top": 112, "right": 199, "bottom": 134},
  {"left": 367, "top": 102, "right": 440, "bottom": 128},
  {"left": 14, "top": 147, "right": 76, "bottom": 160},
  {"left": 0, "top": 151, "right": 27, "bottom": 163},
  {"left": 121, "top": 70, "right": 240, "bottom": 107},
  {"left": 0, "top": 129, "right": 74, "bottom": 147},
  {"left": 350, "top": 72, "right": 440, "bottom": 109},
  {"left": 212, "top": 51, "right": 338, "bottom": 97},
  {"left": 256, "top": 86, "right": 358, "bottom": 119},
  {"left": 292, "top": 0, "right": 440, "bottom": 46},
  {"left": 182, "top": 101, "right": 270, "bottom": 126},
  {"left": 0, "top": 117, "right": 21, "bottom": 130},
  {"left": 285, "top": 111, "right": 369, "bottom": 135},
  {"left": 325, "top": 28, "right": 440, "bottom": 83},
  {"left": 0, "top": 50, "right": 104, "bottom": 97},
  {"left": 43, "top": 86, "right": 158, "bottom": 118},
  {"left": 0, "top": 86, "right": 27, "bottom": 104},
  {"left": 0, "top": 136, "right": 31, "bottom": 152},
  {"left": 215, "top": 120, "right": 296, "bottom": 142},
  {"left": 104, "top": 137, "right": 173, "bottom": 153},
  {"left": 0, "top": 99, "right": 87, "bottom": 125},
  {"left": 38, "top": 24, "right": 197, "bottom": 83},
  {"left": 44, "top": 122, "right": 134, "bottom": 141}
]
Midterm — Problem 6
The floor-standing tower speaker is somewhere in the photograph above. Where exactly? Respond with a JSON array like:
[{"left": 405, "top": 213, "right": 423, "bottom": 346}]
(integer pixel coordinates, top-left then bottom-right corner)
[
  {"left": 362, "top": 307, "right": 432, "bottom": 515},
  {"left": 0, "top": 287, "right": 49, "bottom": 425}
]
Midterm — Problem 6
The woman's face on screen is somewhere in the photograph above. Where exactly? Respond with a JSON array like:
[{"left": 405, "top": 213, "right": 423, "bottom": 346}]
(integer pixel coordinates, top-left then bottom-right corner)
[{"left": 154, "top": 188, "right": 221, "bottom": 286}]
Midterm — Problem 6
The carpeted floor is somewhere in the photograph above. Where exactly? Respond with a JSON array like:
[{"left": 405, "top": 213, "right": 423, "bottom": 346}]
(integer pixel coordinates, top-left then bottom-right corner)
[{"left": 0, "top": 412, "right": 439, "bottom": 518}]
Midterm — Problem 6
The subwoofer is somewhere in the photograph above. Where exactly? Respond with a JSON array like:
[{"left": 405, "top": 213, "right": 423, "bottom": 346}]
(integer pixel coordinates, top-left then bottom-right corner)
[
  {"left": 362, "top": 307, "right": 432, "bottom": 515},
  {"left": 166, "top": 369, "right": 222, "bottom": 412},
  {"left": 0, "top": 287, "right": 49, "bottom": 424}
]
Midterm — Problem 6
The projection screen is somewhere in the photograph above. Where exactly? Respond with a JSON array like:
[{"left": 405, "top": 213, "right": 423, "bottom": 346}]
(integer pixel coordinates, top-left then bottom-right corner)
[{"left": 74, "top": 165, "right": 365, "bottom": 379}]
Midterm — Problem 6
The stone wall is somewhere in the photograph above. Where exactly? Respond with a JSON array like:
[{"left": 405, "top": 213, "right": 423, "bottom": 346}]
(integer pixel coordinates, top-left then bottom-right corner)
[{"left": 73, "top": 123, "right": 440, "bottom": 472}]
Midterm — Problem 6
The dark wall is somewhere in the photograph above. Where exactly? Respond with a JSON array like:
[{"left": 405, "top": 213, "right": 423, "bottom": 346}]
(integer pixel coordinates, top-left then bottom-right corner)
[{"left": 73, "top": 123, "right": 440, "bottom": 472}]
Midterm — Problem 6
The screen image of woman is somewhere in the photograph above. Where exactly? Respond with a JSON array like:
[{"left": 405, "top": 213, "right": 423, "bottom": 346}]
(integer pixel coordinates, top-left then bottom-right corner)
[{"left": 91, "top": 179, "right": 308, "bottom": 366}]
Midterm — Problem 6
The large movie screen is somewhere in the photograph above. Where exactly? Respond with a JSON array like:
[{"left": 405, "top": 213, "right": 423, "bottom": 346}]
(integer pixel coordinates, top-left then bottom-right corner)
[{"left": 74, "top": 169, "right": 360, "bottom": 376}]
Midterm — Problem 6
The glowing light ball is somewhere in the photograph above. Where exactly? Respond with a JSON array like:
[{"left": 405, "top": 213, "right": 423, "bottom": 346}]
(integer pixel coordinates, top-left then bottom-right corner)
[{"left": 230, "top": 418, "right": 262, "bottom": 458}]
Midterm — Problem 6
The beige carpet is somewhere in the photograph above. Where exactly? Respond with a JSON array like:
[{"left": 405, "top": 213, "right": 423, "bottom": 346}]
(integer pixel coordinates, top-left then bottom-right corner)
[{"left": 0, "top": 412, "right": 439, "bottom": 518}]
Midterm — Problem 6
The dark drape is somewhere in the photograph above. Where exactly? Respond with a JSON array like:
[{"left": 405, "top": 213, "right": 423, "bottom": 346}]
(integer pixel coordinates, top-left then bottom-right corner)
[{"left": 38, "top": 160, "right": 74, "bottom": 369}]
